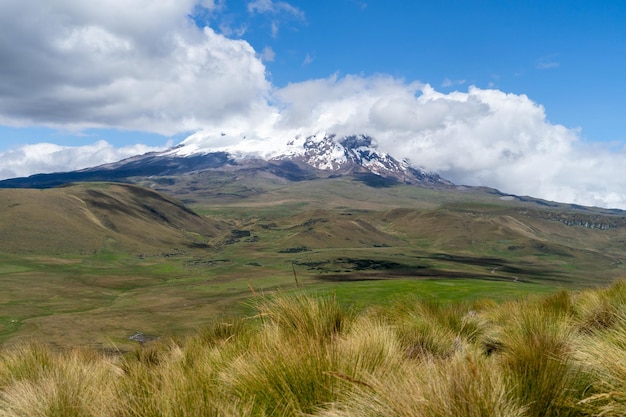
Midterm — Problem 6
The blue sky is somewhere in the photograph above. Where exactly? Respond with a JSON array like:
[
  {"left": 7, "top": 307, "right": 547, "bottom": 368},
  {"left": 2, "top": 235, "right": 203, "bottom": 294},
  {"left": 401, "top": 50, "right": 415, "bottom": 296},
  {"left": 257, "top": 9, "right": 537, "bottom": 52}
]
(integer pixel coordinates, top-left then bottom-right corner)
[
  {"left": 1, "top": 0, "right": 626, "bottom": 207},
  {"left": 243, "top": 0, "right": 626, "bottom": 143}
]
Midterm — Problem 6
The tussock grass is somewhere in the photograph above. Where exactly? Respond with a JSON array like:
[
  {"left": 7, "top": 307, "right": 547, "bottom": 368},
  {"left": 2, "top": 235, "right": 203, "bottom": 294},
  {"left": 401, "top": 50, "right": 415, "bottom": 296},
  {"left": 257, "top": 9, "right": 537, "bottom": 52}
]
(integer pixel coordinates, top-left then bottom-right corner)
[
  {"left": 496, "top": 303, "right": 581, "bottom": 416},
  {"left": 4, "top": 282, "right": 626, "bottom": 416},
  {"left": 0, "top": 346, "right": 117, "bottom": 417},
  {"left": 253, "top": 292, "right": 352, "bottom": 344},
  {"left": 574, "top": 307, "right": 626, "bottom": 417}
]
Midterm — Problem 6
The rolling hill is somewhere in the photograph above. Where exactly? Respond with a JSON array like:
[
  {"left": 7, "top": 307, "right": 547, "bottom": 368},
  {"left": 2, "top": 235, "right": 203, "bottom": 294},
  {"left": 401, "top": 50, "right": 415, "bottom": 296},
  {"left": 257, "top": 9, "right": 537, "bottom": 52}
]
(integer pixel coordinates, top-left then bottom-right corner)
[
  {"left": 0, "top": 182, "right": 227, "bottom": 254},
  {"left": 2, "top": 135, "right": 626, "bottom": 347}
]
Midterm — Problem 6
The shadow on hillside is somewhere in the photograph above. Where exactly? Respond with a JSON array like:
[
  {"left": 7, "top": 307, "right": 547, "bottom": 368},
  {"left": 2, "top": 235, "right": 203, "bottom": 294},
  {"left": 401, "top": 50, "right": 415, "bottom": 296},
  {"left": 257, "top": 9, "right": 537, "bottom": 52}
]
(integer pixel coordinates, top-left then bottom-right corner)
[{"left": 310, "top": 253, "right": 568, "bottom": 284}]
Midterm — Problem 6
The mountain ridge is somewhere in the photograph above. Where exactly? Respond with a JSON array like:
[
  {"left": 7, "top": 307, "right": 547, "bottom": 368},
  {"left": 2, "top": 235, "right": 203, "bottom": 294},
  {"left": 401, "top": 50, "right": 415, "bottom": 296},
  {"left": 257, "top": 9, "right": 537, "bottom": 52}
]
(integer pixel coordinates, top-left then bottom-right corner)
[
  {"left": 0, "top": 133, "right": 449, "bottom": 189},
  {"left": 1, "top": 132, "right": 625, "bottom": 220}
]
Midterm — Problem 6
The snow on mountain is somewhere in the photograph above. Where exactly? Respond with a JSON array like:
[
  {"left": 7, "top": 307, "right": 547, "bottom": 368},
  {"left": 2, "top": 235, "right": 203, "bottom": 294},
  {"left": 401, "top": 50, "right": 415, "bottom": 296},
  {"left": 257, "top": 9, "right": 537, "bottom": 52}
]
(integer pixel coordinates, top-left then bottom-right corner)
[
  {"left": 0, "top": 130, "right": 450, "bottom": 189},
  {"left": 166, "top": 131, "right": 441, "bottom": 184},
  {"left": 166, "top": 126, "right": 309, "bottom": 159}
]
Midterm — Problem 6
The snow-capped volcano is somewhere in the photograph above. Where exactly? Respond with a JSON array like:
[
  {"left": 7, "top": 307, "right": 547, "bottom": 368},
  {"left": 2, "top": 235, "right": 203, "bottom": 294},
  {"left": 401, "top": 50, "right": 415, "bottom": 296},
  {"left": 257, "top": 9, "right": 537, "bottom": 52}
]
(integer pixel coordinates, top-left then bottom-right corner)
[
  {"left": 0, "top": 132, "right": 450, "bottom": 189},
  {"left": 167, "top": 131, "right": 447, "bottom": 186}
]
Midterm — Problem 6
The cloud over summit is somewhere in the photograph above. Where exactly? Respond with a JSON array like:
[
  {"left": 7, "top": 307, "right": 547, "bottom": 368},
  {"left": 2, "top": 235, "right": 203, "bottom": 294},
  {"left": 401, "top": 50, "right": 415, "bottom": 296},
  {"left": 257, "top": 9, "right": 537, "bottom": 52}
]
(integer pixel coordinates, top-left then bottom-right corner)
[{"left": 187, "top": 75, "right": 626, "bottom": 209}]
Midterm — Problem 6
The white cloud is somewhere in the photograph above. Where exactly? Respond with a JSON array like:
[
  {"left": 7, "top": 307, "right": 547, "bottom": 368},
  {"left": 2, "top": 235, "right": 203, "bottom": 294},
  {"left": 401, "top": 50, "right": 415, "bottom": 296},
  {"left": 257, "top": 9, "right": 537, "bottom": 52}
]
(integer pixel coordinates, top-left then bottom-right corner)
[
  {"left": 1, "top": 1, "right": 626, "bottom": 209},
  {"left": 247, "top": 0, "right": 305, "bottom": 19},
  {"left": 271, "top": 21, "right": 280, "bottom": 38},
  {"left": 442, "top": 78, "right": 466, "bottom": 87},
  {"left": 0, "top": 141, "right": 169, "bottom": 180},
  {"left": 180, "top": 74, "right": 626, "bottom": 209},
  {"left": 247, "top": 0, "right": 304, "bottom": 38},
  {"left": 261, "top": 46, "right": 276, "bottom": 62},
  {"left": 0, "top": 0, "right": 270, "bottom": 135}
]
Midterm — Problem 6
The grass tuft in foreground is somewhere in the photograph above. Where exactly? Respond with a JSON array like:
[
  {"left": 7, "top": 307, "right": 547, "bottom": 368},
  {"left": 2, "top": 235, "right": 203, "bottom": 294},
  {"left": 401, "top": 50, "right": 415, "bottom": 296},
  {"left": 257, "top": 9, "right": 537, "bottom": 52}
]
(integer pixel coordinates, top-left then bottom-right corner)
[{"left": 4, "top": 282, "right": 626, "bottom": 416}]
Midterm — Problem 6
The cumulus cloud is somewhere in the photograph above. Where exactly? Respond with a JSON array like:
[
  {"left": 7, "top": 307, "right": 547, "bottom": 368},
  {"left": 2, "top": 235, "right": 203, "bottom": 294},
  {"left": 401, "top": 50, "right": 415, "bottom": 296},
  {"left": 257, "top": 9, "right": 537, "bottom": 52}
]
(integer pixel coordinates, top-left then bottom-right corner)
[
  {"left": 0, "top": 141, "right": 169, "bottom": 181},
  {"left": 0, "top": 0, "right": 270, "bottom": 135},
  {"left": 1, "top": 1, "right": 626, "bottom": 209},
  {"left": 181, "top": 74, "right": 626, "bottom": 209}
]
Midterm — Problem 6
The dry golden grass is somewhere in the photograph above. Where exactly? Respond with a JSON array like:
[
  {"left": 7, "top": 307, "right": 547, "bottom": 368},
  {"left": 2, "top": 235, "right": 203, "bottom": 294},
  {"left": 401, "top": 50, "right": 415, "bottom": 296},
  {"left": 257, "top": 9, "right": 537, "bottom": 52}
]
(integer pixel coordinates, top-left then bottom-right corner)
[
  {"left": 3, "top": 282, "right": 626, "bottom": 416},
  {"left": 0, "top": 345, "right": 118, "bottom": 417}
]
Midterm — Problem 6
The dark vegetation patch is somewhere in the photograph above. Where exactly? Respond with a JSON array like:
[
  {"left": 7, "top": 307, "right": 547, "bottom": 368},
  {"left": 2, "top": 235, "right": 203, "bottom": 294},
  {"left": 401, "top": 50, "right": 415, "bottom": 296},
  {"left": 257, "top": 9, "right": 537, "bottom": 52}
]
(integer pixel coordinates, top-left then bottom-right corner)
[
  {"left": 186, "top": 259, "right": 232, "bottom": 268},
  {"left": 279, "top": 246, "right": 310, "bottom": 253},
  {"left": 336, "top": 258, "right": 409, "bottom": 270},
  {"left": 224, "top": 230, "right": 253, "bottom": 244},
  {"left": 292, "top": 260, "right": 327, "bottom": 270},
  {"left": 316, "top": 269, "right": 500, "bottom": 282},
  {"left": 533, "top": 243, "right": 573, "bottom": 257},
  {"left": 304, "top": 253, "right": 565, "bottom": 283},
  {"left": 427, "top": 253, "right": 505, "bottom": 266},
  {"left": 294, "top": 258, "right": 412, "bottom": 273}
]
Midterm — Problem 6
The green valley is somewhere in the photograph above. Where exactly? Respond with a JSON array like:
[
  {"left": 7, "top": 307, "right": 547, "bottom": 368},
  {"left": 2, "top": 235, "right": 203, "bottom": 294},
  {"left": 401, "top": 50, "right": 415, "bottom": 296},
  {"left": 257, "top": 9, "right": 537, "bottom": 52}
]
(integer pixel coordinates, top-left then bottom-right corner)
[{"left": 1, "top": 177, "right": 625, "bottom": 348}]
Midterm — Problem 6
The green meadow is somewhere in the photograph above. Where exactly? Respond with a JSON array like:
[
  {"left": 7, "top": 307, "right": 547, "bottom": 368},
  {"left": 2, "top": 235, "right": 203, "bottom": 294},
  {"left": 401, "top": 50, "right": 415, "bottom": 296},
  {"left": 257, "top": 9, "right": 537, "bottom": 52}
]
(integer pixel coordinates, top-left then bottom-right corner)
[
  {"left": 2, "top": 179, "right": 626, "bottom": 348},
  {"left": 2, "top": 179, "right": 626, "bottom": 415}
]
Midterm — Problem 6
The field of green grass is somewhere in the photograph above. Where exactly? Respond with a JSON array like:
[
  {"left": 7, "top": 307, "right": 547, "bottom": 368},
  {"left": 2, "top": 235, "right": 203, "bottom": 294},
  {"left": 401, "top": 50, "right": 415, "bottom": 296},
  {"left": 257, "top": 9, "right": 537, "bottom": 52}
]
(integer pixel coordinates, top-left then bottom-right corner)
[
  {"left": 2, "top": 178, "right": 626, "bottom": 415},
  {"left": 0, "top": 246, "right": 562, "bottom": 349},
  {"left": 2, "top": 179, "right": 626, "bottom": 349}
]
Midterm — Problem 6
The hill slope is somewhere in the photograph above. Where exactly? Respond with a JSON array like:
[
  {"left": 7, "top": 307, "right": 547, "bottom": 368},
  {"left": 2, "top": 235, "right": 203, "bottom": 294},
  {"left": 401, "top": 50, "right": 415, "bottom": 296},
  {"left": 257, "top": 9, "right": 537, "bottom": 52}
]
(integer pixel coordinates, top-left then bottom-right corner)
[
  {"left": 3, "top": 143, "right": 626, "bottom": 347},
  {"left": 0, "top": 182, "right": 227, "bottom": 254}
]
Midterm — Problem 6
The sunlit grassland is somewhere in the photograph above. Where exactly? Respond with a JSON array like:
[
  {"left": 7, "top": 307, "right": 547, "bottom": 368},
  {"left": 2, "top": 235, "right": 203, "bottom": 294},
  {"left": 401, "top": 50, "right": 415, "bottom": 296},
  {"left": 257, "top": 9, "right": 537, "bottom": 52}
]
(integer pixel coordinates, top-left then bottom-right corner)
[
  {"left": 0, "top": 226, "right": 565, "bottom": 349},
  {"left": 3, "top": 178, "right": 626, "bottom": 350},
  {"left": 3, "top": 283, "right": 626, "bottom": 416},
  {"left": 2, "top": 198, "right": 623, "bottom": 349},
  {"left": 0, "top": 247, "right": 558, "bottom": 349},
  {"left": 308, "top": 278, "right": 559, "bottom": 309}
]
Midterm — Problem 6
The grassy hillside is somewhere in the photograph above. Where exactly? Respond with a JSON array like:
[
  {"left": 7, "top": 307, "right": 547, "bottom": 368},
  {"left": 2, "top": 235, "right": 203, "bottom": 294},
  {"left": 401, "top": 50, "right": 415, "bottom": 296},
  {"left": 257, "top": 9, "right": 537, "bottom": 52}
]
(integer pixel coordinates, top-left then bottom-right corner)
[
  {"left": 3, "top": 177, "right": 626, "bottom": 415},
  {"left": 0, "top": 182, "right": 227, "bottom": 254},
  {"left": 3, "top": 284, "right": 626, "bottom": 416},
  {"left": 2, "top": 178, "right": 626, "bottom": 347}
]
